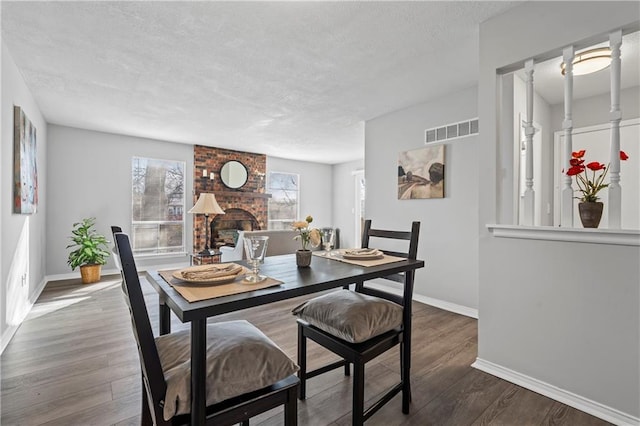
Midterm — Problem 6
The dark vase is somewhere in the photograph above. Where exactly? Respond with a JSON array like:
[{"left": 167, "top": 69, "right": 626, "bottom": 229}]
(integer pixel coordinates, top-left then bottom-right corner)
[
  {"left": 578, "top": 202, "right": 604, "bottom": 228},
  {"left": 296, "top": 250, "right": 312, "bottom": 268}
]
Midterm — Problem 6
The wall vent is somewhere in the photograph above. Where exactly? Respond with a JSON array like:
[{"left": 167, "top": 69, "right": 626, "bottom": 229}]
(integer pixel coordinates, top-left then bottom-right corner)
[{"left": 425, "top": 118, "right": 479, "bottom": 144}]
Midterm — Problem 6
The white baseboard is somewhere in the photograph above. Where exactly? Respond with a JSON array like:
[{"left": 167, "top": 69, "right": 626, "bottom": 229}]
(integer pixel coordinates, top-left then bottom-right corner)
[
  {"left": 365, "top": 281, "right": 478, "bottom": 319},
  {"left": 1, "top": 277, "right": 47, "bottom": 354},
  {"left": 472, "top": 358, "right": 639, "bottom": 426}
]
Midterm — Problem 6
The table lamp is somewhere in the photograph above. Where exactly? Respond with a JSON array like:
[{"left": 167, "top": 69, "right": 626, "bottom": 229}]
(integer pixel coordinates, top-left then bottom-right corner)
[{"left": 188, "top": 193, "right": 225, "bottom": 254}]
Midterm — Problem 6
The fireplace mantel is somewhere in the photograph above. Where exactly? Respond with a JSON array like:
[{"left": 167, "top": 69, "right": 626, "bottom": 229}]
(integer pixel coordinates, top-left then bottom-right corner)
[{"left": 217, "top": 191, "right": 272, "bottom": 199}]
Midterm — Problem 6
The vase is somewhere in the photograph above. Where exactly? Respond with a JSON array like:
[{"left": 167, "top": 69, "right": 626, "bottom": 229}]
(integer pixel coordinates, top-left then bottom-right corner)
[
  {"left": 296, "top": 250, "right": 312, "bottom": 268},
  {"left": 578, "top": 201, "right": 604, "bottom": 228}
]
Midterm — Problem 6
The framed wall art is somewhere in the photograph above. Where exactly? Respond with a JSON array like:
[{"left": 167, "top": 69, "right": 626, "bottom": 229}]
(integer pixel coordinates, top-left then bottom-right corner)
[
  {"left": 13, "top": 106, "right": 38, "bottom": 214},
  {"left": 398, "top": 144, "right": 445, "bottom": 200}
]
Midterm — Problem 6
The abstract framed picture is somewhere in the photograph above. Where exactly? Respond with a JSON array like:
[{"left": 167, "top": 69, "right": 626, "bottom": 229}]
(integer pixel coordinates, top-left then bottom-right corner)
[
  {"left": 398, "top": 144, "right": 445, "bottom": 200},
  {"left": 13, "top": 106, "right": 38, "bottom": 214}
]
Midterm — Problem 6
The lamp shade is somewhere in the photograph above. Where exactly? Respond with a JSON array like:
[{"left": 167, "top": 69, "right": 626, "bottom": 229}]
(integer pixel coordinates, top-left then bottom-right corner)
[{"left": 188, "top": 193, "right": 225, "bottom": 215}]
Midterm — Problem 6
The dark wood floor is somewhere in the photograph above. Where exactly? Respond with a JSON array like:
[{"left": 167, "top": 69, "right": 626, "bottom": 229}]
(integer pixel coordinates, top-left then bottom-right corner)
[{"left": 1, "top": 275, "right": 610, "bottom": 426}]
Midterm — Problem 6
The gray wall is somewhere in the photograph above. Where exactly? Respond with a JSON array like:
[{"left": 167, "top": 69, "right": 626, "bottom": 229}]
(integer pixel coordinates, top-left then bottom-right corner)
[
  {"left": 1, "top": 43, "right": 48, "bottom": 351},
  {"left": 478, "top": 1, "right": 639, "bottom": 420},
  {"left": 365, "top": 86, "right": 479, "bottom": 314},
  {"left": 266, "top": 156, "right": 333, "bottom": 229},
  {"left": 46, "top": 125, "right": 194, "bottom": 276},
  {"left": 550, "top": 86, "right": 640, "bottom": 131},
  {"left": 332, "top": 159, "right": 364, "bottom": 250}
]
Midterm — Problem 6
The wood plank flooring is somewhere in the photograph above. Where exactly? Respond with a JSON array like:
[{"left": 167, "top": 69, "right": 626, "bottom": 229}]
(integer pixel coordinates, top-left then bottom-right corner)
[{"left": 1, "top": 275, "right": 610, "bottom": 426}]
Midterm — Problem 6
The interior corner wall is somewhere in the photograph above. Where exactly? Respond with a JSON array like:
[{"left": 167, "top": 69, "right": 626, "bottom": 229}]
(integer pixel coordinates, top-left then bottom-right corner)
[
  {"left": 1, "top": 42, "right": 48, "bottom": 352},
  {"left": 478, "top": 2, "right": 639, "bottom": 421},
  {"left": 332, "top": 158, "right": 364, "bottom": 250},
  {"left": 266, "top": 156, "right": 333, "bottom": 229},
  {"left": 46, "top": 125, "right": 194, "bottom": 277},
  {"left": 365, "top": 86, "right": 479, "bottom": 314}
]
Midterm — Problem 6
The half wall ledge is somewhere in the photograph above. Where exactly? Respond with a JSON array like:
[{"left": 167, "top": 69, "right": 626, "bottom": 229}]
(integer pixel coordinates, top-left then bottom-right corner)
[{"left": 487, "top": 224, "right": 640, "bottom": 246}]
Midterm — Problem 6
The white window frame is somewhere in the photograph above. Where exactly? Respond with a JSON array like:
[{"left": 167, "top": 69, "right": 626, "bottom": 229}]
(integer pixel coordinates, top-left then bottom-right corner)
[
  {"left": 131, "top": 156, "right": 186, "bottom": 256},
  {"left": 267, "top": 171, "right": 300, "bottom": 230}
]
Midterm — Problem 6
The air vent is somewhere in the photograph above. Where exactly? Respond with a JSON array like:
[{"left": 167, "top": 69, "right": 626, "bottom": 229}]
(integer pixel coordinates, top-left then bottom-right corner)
[{"left": 425, "top": 118, "right": 479, "bottom": 144}]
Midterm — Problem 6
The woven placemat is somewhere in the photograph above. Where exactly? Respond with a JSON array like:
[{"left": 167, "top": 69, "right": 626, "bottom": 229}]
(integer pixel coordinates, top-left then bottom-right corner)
[
  {"left": 313, "top": 250, "right": 406, "bottom": 267},
  {"left": 159, "top": 267, "right": 283, "bottom": 303}
]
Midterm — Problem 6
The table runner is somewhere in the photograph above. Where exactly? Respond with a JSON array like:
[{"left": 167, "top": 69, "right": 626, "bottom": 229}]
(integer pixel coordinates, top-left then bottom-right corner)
[
  {"left": 313, "top": 249, "right": 406, "bottom": 267},
  {"left": 158, "top": 267, "right": 282, "bottom": 303}
]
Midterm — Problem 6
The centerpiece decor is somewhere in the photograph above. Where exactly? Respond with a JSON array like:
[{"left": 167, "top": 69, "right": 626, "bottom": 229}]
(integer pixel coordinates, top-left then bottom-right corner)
[
  {"left": 566, "top": 149, "right": 629, "bottom": 228},
  {"left": 293, "top": 215, "right": 321, "bottom": 267}
]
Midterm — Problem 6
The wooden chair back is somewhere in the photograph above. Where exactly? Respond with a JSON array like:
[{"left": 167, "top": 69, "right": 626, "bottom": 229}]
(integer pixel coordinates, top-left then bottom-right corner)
[
  {"left": 356, "top": 219, "right": 420, "bottom": 307},
  {"left": 114, "top": 232, "right": 167, "bottom": 425}
]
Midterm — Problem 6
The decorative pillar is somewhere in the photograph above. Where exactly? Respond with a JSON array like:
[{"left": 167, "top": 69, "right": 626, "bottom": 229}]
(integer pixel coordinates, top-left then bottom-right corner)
[
  {"left": 522, "top": 59, "right": 536, "bottom": 226},
  {"left": 608, "top": 30, "right": 623, "bottom": 229},
  {"left": 561, "top": 46, "right": 575, "bottom": 227}
]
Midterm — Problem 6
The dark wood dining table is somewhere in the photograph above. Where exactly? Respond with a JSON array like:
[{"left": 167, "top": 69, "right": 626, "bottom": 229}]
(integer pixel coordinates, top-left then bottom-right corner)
[{"left": 145, "top": 253, "right": 424, "bottom": 426}]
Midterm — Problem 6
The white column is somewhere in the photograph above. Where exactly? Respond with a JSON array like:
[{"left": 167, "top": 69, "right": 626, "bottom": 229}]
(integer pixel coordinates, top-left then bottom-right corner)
[
  {"left": 523, "top": 59, "right": 536, "bottom": 226},
  {"left": 561, "top": 46, "right": 575, "bottom": 227},
  {"left": 608, "top": 30, "right": 622, "bottom": 228}
]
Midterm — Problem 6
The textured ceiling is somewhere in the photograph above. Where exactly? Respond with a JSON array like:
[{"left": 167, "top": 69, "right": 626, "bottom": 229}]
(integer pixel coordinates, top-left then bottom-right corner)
[{"left": 1, "top": 1, "right": 519, "bottom": 164}]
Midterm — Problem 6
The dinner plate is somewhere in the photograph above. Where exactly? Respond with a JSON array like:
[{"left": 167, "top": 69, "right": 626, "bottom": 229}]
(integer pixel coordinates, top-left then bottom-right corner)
[
  {"left": 340, "top": 249, "right": 384, "bottom": 260},
  {"left": 172, "top": 264, "right": 244, "bottom": 285}
]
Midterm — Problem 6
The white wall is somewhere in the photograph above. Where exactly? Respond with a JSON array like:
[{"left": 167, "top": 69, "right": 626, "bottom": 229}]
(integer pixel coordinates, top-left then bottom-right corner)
[
  {"left": 332, "top": 159, "right": 364, "bottom": 249},
  {"left": 266, "top": 156, "right": 333, "bottom": 229},
  {"left": 365, "top": 86, "right": 479, "bottom": 315},
  {"left": 1, "top": 43, "right": 48, "bottom": 352},
  {"left": 478, "top": 2, "right": 639, "bottom": 422},
  {"left": 46, "top": 125, "right": 194, "bottom": 276}
]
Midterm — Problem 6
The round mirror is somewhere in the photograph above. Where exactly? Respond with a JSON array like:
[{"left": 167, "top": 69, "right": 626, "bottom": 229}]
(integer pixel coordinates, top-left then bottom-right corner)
[{"left": 220, "top": 160, "right": 248, "bottom": 189}]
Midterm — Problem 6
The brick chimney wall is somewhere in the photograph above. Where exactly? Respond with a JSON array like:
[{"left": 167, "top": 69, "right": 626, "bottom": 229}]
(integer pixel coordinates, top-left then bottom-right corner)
[{"left": 192, "top": 145, "right": 267, "bottom": 253}]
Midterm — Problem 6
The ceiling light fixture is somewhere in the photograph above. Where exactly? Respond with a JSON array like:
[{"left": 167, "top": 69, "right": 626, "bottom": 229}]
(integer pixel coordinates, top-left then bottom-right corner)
[{"left": 561, "top": 47, "right": 612, "bottom": 76}]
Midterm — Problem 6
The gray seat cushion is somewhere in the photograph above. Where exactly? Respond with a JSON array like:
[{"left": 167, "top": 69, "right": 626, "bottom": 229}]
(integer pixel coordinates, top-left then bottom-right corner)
[
  {"left": 292, "top": 289, "right": 403, "bottom": 344},
  {"left": 155, "top": 320, "right": 298, "bottom": 420}
]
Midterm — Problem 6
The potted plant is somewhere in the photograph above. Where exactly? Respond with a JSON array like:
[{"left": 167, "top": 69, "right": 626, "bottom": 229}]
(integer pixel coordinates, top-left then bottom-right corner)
[
  {"left": 67, "top": 217, "right": 111, "bottom": 284},
  {"left": 566, "top": 149, "right": 629, "bottom": 228},
  {"left": 292, "top": 215, "right": 321, "bottom": 267}
]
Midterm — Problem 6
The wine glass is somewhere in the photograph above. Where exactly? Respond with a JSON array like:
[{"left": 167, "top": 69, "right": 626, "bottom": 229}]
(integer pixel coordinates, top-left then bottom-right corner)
[
  {"left": 243, "top": 235, "right": 269, "bottom": 283},
  {"left": 320, "top": 228, "right": 335, "bottom": 255}
]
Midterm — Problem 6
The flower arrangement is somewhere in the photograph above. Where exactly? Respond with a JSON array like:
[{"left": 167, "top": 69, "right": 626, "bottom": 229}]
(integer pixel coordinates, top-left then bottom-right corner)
[
  {"left": 566, "top": 149, "right": 629, "bottom": 202},
  {"left": 292, "top": 215, "right": 321, "bottom": 251}
]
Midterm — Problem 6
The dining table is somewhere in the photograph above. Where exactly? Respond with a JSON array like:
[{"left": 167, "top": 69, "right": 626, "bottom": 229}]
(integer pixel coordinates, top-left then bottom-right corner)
[{"left": 145, "top": 252, "right": 425, "bottom": 426}]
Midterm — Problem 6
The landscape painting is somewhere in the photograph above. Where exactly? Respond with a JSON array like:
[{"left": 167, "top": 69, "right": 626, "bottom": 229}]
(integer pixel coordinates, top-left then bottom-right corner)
[
  {"left": 13, "top": 106, "right": 38, "bottom": 214},
  {"left": 398, "top": 144, "right": 445, "bottom": 200}
]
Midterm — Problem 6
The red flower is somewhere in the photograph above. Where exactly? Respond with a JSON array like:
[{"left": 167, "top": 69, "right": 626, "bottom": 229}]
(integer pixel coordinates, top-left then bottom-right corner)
[
  {"left": 566, "top": 166, "right": 584, "bottom": 176},
  {"left": 586, "top": 162, "right": 606, "bottom": 171},
  {"left": 564, "top": 149, "right": 631, "bottom": 203}
]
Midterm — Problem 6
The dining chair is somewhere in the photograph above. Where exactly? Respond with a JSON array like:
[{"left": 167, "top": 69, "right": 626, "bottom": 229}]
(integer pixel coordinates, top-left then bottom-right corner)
[
  {"left": 293, "top": 219, "right": 420, "bottom": 425},
  {"left": 113, "top": 231, "right": 300, "bottom": 425}
]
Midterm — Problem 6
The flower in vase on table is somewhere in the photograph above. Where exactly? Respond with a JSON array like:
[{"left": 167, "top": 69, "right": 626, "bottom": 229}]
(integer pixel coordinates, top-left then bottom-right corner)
[
  {"left": 566, "top": 149, "right": 629, "bottom": 202},
  {"left": 292, "top": 216, "right": 321, "bottom": 251}
]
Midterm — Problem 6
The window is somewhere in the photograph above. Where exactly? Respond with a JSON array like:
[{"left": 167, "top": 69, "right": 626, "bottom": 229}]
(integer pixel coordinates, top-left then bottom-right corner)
[
  {"left": 131, "top": 157, "right": 185, "bottom": 255},
  {"left": 267, "top": 172, "right": 299, "bottom": 230}
]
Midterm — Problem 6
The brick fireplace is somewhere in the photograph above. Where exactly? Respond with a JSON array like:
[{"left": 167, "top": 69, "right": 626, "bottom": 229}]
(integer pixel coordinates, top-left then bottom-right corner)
[{"left": 192, "top": 145, "right": 269, "bottom": 252}]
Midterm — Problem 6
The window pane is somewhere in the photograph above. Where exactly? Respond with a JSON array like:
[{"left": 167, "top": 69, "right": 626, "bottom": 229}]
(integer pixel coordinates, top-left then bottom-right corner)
[
  {"left": 267, "top": 172, "right": 299, "bottom": 230},
  {"left": 132, "top": 157, "right": 185, "bottom": 254}
]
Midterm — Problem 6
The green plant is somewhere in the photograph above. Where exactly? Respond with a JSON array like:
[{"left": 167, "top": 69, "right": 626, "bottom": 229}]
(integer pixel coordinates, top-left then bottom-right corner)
[
  {"left": 292, "top": 215, "right": 321, "bottom": 251},
  {"left": 67, "top": 218, "right": 110, "bottom": 270}
]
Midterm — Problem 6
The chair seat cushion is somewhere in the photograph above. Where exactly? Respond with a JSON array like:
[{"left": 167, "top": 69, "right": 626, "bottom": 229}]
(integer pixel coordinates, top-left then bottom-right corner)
[
  {"left": 155, "top": 320, "right": 298, "bottom": 420},
  {"left": 292, "top": 289, "right": 403, "bottom": 344}
]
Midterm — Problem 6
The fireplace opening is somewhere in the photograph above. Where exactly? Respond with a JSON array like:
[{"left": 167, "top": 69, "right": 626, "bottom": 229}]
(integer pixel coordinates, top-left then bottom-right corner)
[{"left": 210, "top": 208, "right": 260, "bottom": 248}]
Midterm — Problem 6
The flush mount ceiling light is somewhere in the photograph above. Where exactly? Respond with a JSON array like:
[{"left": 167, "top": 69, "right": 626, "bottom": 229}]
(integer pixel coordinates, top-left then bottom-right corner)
[{"left": 561, "top": 47, "right": 612, "bottom": 76}]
